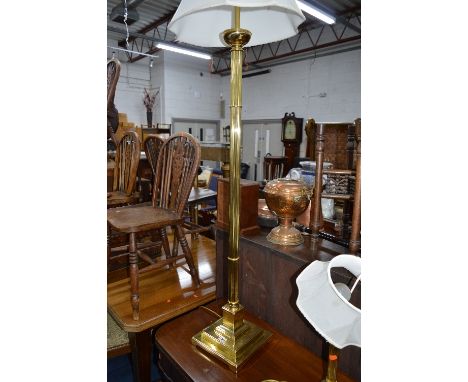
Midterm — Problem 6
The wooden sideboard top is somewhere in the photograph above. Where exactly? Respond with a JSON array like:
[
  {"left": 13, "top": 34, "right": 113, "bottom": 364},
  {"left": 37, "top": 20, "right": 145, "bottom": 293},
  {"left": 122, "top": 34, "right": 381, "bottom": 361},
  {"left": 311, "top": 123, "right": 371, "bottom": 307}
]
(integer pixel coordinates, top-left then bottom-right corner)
[{"left": 240, "top": 227, "right": 352, "bottom": 265}]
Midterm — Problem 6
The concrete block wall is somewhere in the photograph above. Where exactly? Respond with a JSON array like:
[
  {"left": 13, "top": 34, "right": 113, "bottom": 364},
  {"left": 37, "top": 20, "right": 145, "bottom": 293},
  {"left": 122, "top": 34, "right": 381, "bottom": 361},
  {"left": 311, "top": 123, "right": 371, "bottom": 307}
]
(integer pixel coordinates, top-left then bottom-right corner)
[
  {"left": 221, "top": 48, "right": 361, "bottom": 155},
  {"left": 162, "top": 51, "right": 223, "bottom": 128},
  {"left": 110, "top": 45, "right": 360, "bottom": 152},
  {"left": 107, "top": 42, "right": 158, "bottom": 127}
]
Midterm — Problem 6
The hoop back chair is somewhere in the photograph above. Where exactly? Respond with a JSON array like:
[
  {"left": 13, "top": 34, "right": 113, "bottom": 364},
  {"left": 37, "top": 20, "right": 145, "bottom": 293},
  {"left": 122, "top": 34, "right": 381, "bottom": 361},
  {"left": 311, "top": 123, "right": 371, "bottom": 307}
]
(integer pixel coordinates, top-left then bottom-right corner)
[
  {"left": 108, "top": 134, "right": 170, "bottom": 277},
  {"left": 107, "top": 58, "right": 121, "bottom": 146},
  {"left": 107, "top": 132, "right": 201, "bottom": 320},
  {"left": 107, "top": 131, "right": 141, "bottom": 208}
]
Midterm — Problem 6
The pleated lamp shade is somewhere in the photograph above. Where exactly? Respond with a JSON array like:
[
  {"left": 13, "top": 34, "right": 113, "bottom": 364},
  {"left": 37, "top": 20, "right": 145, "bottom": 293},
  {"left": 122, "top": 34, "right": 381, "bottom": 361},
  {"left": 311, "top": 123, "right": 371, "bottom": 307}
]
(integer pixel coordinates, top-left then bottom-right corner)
[
  {"left": 168, "top": 0, "right": 306, "bottom": 47},
  {"left": 296, "top": 254, "right": 361, "bottom": 349}
]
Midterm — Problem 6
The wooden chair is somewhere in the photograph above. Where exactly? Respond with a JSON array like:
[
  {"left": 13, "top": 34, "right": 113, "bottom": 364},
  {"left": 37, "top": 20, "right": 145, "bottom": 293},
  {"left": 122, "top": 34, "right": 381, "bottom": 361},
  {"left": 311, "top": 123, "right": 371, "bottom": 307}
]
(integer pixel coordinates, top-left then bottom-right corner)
[
  {"left": 107, "top": 58, "right": 121, "bottom": 146},
  {"left": 107, "top": 131, "right": 141, "bottom": 209},
  {"left": 107, "top": 132, "right": 201, "bottom": 320},
  {"left": 263, "top": 154, "right": 287, "bottom": 181},
  {"left": 309, "top": 118, "right": 361, "bottom": 254},
  {"left": 108, "top": 134, "right": 169, "bottom": 277}
]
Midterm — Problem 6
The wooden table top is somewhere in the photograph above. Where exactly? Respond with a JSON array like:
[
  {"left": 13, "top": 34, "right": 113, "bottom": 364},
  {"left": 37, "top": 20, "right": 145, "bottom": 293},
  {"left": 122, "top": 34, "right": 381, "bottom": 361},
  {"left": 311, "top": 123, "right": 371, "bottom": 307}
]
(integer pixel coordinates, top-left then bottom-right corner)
[
  {"left": 188, "top": 188, "right": 217, "bottom": 204},
  {"left": 107, "top": 235, "right": 216, "bottom": 332},
  {"left": 155, "top": 300, "right": 357, "bottom": 382}
]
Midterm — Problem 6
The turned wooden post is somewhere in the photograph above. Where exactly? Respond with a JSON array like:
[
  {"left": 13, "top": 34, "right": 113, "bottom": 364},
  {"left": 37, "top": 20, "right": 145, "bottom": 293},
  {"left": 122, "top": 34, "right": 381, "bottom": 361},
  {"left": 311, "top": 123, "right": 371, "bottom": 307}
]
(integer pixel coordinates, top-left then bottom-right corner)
[
  {"left": 341, "top": 123, "right": 356, "bottom": 239},
  {"left": 349, "top": 118, "right": 361, "bottom": 254},
  {"left": 310, "top": 123, "right": 325, "bottom": 239},
  {"left": 129, "top": 232, "right": 140, "bottom": 320}
]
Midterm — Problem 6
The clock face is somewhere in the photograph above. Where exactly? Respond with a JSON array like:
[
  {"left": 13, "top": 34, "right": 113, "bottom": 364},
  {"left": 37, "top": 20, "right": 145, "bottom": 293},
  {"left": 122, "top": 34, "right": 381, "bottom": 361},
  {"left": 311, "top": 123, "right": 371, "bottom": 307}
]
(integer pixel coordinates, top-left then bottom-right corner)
[{"left": 284, "top": 120, "right": 296, "bottom": 140}]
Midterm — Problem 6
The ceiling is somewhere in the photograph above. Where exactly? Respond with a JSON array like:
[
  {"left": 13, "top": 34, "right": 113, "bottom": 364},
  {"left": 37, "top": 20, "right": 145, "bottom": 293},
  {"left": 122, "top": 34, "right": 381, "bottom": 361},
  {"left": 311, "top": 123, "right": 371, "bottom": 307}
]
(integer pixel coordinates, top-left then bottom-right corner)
[{"left": 107, "top": 0, "right": 361, "bottom": 75}]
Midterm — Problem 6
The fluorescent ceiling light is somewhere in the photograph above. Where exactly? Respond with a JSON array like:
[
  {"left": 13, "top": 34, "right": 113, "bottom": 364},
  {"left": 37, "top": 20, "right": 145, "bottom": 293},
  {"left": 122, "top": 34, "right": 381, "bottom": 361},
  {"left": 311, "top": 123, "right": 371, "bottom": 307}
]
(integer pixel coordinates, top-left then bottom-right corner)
[
  {"left": 156, "top": 43, "right": 211, "bottom": 60},
  {"left": 296, "top": 0, "right": 335, "bottom": 24}
]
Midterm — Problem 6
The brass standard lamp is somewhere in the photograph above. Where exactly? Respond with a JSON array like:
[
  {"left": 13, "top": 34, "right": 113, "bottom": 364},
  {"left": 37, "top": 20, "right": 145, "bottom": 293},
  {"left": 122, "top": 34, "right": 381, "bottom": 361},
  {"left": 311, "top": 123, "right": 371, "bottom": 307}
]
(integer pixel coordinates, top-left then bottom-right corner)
[{"left": 169, "top": 0, "right": 305, "bottom": 372}]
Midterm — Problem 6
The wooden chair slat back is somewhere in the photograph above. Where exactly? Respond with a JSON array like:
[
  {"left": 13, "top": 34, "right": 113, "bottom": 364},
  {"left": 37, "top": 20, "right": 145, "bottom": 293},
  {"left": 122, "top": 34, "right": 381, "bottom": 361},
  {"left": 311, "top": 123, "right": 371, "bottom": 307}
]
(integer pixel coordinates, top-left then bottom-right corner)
[
  {"left": 144, "top": 134, "right": 166, "bottom": 176},
  {"left": 107, "top": 58, "right": 121, "bottom": 146},
  {"left": 152, "top": 132, "right": 201, "bottom": 216},
  {"left": 107, "top": 58, "right": 121, "bottom": 109},
  {"left": 113, "top": 131, "right": 141, "bottom": 195},
  {"left": 263, "top": 156, "right": 287, "bottom": 181}
]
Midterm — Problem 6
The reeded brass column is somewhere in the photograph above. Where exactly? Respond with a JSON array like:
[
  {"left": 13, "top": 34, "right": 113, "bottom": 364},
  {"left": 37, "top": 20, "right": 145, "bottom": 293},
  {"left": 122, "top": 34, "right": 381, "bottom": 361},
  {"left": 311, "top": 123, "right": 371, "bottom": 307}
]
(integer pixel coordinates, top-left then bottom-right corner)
[
  {"left": 225, "top": 6, "right": 249, "bottom": 313},
  {"left": 192, "top": 7, "right": 271, "bottom": 372}
]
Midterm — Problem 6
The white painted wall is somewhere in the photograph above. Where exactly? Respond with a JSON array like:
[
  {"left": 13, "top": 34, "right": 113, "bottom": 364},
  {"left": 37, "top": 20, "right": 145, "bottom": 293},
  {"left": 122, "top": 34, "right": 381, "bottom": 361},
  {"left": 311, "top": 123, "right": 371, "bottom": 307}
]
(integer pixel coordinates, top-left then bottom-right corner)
[
  {"left": 162, "top": 51, "right": 223, "bottom": 127},
  {"left": 110, "top": 45, "right": 360, "bottom": 152},
  {"left": 221, "top": 49, "right": 361, "bottom": 155},
  {"left": 107, "top": 41, "right": 158, "bottom": 126}
]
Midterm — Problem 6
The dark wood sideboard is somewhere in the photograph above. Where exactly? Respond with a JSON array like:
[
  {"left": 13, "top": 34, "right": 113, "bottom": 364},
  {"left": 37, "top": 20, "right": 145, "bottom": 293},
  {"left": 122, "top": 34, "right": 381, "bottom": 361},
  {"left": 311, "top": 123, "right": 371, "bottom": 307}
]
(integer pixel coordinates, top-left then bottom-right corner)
[
  {"left": 155, "top": 300, "right": 356, "bottom": 382},
  {"left": 215, "top": 227, "right": 361, "bottom": 381}
]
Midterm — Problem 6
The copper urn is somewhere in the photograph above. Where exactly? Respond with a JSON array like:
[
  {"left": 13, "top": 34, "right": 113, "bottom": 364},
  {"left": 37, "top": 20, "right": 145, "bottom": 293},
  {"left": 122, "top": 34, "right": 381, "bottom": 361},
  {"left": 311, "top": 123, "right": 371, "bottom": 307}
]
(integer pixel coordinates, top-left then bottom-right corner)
[{"left": 263, "top": 178, "right": 310, "bottom": 246}]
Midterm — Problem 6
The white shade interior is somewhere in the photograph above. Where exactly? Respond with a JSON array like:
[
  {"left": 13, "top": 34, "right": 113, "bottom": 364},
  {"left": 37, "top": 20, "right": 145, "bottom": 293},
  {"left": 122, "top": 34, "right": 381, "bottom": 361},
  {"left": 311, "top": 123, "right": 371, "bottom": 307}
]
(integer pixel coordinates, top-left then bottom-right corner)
[
  {"left": 168, "top": 0, "right": 306, "bottom": 47},
  {"left": 296, "top": 254, "right": 361, "bottom": 349}
]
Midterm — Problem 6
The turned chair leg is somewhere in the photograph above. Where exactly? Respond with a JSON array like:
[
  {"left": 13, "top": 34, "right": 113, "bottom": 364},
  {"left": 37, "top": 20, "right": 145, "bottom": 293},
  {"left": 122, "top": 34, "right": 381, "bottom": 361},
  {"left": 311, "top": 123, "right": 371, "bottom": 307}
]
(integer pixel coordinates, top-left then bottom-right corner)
[
  {"left": 175, "top": 225, "right": 200, "bottom": 287},
  {"left": 171, "top": 226, "right": 179, "bottom": 258},
  {"left": 159, "top": 228, "right": 172, "bottom": 258},
  {"left": 128, "top": 232, "right": 140, "bottom": 320}
]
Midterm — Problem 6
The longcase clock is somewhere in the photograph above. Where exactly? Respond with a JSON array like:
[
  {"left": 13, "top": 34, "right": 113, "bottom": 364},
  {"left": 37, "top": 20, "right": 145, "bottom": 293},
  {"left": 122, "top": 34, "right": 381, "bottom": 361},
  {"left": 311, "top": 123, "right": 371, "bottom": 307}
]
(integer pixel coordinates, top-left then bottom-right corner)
[{"left": 281, "top": 112, "right": 303, "bottom": 174}]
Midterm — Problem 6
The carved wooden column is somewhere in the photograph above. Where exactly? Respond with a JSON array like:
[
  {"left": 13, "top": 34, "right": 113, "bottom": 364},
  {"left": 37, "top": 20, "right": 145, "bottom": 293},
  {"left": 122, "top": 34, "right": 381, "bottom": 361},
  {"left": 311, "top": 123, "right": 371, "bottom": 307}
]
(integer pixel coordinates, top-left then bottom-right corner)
[
  {"left": 349, "top": 118, "right": 361, "bottom": 254},
  {"left": 341, "top": 123, "right": 356, "bottom": 239},
  {"left": 309, "top": 123, "right": 325, "bottom": 239}
]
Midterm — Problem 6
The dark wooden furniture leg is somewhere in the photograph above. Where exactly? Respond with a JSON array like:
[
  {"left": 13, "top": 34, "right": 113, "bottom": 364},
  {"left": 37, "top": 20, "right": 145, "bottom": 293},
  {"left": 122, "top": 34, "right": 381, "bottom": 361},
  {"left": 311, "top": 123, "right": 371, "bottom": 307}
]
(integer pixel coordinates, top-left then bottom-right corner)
[
  {"left": 129, "top": 232, "right": 140, "bottom": 320},
  {"left": 107, "top": 223, "right": 112, "bottom": 273},
  {"left": 176, "top": 225, "right": 200, "bottom": 286},
  {"left": 128, "top": 329, "right": 152, "bottom": 382}
]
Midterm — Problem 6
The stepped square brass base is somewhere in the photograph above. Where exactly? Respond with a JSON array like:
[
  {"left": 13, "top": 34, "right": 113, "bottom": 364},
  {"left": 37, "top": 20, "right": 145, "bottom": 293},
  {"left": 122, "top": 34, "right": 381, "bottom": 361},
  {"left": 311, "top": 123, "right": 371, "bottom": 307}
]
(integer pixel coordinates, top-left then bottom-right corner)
[{"left": 192, "top": 304, "right": 272, "bottom": 373}]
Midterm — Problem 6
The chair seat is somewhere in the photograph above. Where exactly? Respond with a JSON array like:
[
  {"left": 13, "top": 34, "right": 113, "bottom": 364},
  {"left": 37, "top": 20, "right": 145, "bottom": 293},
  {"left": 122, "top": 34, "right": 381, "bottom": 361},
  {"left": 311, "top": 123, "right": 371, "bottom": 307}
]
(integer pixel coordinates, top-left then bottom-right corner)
[
  {"left": 107, "top": 191, "right": 140, "bottom": 208},
  {"left": 107, "top": 205, "right": 182, "bottom": 233}
]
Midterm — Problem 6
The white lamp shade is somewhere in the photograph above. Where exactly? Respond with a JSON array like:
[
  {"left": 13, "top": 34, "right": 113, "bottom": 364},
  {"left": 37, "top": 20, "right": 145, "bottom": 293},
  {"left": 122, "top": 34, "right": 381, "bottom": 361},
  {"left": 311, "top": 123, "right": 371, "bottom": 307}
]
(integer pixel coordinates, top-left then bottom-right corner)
[
  {"left": 168, "top": 0, "right": 306, "bottom": 47},
  {"left": 296, "top": 254, "right": 361, "bottom": 349}
]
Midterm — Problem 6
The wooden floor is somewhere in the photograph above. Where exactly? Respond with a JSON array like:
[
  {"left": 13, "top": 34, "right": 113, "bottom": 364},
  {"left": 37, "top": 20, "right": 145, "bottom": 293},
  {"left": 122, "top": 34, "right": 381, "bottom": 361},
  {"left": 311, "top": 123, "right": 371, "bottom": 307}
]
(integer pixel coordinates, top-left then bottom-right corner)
[
  {"left": 107, "top": 230, "right": 358, "bottom": 381},
  {"left": 107, "top": 232, "right": 217, "bottom": 332}
]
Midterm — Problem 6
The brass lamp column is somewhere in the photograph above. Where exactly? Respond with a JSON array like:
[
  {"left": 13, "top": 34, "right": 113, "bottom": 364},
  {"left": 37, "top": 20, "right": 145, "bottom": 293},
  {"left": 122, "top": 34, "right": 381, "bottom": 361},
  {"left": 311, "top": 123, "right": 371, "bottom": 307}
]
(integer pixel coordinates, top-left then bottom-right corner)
[
  {"left": 192, "top": 8, "right": 272, "bottom": 372},
  {"left": 324, "top": 344, "right": 340, "bottom": 382},
  {"left": 169, "top": 0, "right": 305, "bottom": 372}
]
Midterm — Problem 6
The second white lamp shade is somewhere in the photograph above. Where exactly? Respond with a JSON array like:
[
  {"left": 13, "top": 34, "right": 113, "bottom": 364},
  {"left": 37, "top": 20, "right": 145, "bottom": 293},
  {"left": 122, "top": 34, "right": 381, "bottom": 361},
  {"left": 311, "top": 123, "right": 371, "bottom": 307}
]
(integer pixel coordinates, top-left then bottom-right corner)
[
  {"left": 168, "top": 0, "right": 306, "bottom": 47},
  {"left": 296, "top": 254, "right": 361, "bottom": 349}
]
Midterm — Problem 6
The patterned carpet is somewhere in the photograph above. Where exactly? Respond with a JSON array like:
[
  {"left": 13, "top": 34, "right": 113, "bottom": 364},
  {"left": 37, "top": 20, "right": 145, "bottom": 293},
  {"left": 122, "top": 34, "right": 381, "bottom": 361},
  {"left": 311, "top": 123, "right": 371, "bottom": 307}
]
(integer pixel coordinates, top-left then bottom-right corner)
[
  {"left": 107, "top": 313, "right": 161, "bottom": 381},
  {"left": 107, "top": 348, "right": 161, "bottom": 382}
]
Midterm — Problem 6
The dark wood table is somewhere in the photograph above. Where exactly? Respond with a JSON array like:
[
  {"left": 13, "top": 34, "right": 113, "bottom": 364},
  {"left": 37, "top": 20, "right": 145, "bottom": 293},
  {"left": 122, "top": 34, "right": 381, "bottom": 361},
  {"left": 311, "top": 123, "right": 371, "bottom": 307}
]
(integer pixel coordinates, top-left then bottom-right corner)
[
  {"left": 107, "top": 235, "right": 217, "bottom": 382},
  {"left": 188, "top": 187, "right": 217, "bottom": 205},
  {"left": 185, "top": 188, "right": 217, "bottom": 239},
  {"left": 155, "top": 300, "right": 357, "bottom": 382},
  {"left": 216, "top": 227, "right": 361, "bottom": 381}
]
